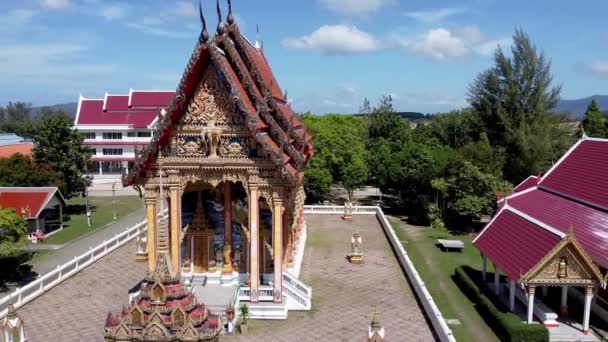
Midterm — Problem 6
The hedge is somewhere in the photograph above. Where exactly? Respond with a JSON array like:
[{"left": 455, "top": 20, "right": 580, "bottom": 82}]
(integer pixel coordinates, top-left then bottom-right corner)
[{"left": 454, "top": 266, "right": 549, "bottom": 342}]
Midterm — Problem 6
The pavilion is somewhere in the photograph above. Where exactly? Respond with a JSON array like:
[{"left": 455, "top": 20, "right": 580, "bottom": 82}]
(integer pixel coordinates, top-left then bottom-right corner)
[
  {"left": 474, "top": 136, "right": 608, "bottom": 336},
  {"left": 0, "top": 187, "right": 66, "bottom": 238}
]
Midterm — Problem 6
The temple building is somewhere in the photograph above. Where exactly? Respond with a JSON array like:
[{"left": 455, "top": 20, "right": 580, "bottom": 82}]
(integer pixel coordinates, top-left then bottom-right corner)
[
  {"left": 474, "top": 136, "right": 608, "bottom": 336},
  {"left": 73, "top": 90, "right": 174, "bottom": 183},
  {"left": 117, "top": 0, "right": 312, "bottom": 314}
]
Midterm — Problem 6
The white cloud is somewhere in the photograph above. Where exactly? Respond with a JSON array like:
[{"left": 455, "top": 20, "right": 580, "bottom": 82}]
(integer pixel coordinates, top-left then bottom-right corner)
[
  {"left": 318, "top": 0, "right": 394, "bottom": 16},
  {"left": 127, "top": 23, "right": 190, "bottom": 39},
  {"left": 402, "top": 25, "right": 510, "bottom": 61},
  {"left": 586, "top": 60, "right": 608, "bottom": 77},
  {"left": 404, "top": 8, "right": 466, "bottom": 23},
  {"left": 101, "top": 5, "right": 128, "bottom": 21},
  {"left": 283, "top": 25, "right": 382, "bottom": 55},
  {"left": 40, "top": 0, "right": 70, "bottom": 9},
  {"left": 175, "top": 1, "right": 196, "bottom": 17}
]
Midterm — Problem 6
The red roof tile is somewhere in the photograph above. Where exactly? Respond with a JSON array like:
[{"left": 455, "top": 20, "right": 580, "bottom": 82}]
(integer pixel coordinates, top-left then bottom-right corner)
[
  {"left": 243, "top": 43, "right": 285, "bottom": 102},
  {"left": 76, "top": 99, "right": 162, "bottom": 128},
  {"left": 0, "top": 143, "right": 33, "bottom": 159},
  {"left": 129, "top": 90, "right": 175, "bottom": 108},
  {"left": 474, "top": 209, "right": 561, "bottom": 280},
  {"left": 540, "top": 139, "right": 608, "bottom": 209},
  {"left": 104, "top": 95, "right": 129, "bottom": 111}
]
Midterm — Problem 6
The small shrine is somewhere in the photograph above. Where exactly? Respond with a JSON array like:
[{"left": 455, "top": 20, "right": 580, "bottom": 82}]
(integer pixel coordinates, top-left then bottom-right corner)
[
  {"left": 347, "top": 231, "right": 364, "bottom": 264},
  {"left": 368, "top": 307, "right": 385, "bottom": 342},
  {"left": 103, "top": 252, "right": 222, "bottom": 341},
  {"left": 343, "top": 201, "right": 353, "bottom": 220},
  {"left": 1, "top": 304, "right": 26, "bottom": 342}
]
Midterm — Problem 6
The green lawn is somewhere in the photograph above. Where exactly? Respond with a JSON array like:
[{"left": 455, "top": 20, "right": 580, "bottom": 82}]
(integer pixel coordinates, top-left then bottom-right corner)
[
  {"left": 42, "top": 196, "right": 143, "bottom": 245},
  {"left": 389, "top": 217, "right": 499, "bottom": 342}
]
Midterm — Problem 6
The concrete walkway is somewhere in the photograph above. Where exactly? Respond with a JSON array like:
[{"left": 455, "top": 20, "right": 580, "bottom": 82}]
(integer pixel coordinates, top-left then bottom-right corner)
[{"left": 31, "top": 206, "right": 145, "bottom": 276}]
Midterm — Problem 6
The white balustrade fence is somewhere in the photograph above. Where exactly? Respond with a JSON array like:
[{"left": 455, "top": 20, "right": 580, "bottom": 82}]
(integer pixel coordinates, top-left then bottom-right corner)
[
  {"left": 303, "top": 205, "right": 456, "bottom": 342},
  {"left": 0, "top": 212, "right": 168, "bottom": 319}
]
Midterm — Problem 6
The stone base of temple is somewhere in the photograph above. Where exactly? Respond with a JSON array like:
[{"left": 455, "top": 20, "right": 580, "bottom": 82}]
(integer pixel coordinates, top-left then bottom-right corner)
[
  {"left": 183, "top": 271, "right": 241, "bottom": 287},
  {"left": 134, "top": 252, "right": 148, "bottom": 262},
  {"left": 220, "top": 272, "right": 239, "bottom": 287}
]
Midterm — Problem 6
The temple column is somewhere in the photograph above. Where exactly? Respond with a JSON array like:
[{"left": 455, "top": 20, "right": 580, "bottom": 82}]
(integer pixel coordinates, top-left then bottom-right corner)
[
  {"left": 583, "top": 286, "right": 593, "bottom": 335},
  {"left": 509, "top": 280, "right": 515, "bottom": 311},
  {"left": 481, "top": 254, "right": 487, "bottom": 282},
  {"left": 561, "top": 286, "right": 568, "bottom": 318},
  {"left": 527, "top": 285, "right": 535, "bottom": 324},
  {"left": 272, "top": 192, "right": 284, "bottom": 303},
  {"left": 169, "top": 183, "right": 182, "bottom": 275},
  {"left": 248, "top": 171, "right": 260, "bottom": 302},
  {"left": 494, "top": 264, "right": 501, "bottom": 295},
  {"left": 144, "top": 192, "right": 157, "bottom": 272},
  {"left": 224, "top": 182, "right": 232, "bottom": 246}
]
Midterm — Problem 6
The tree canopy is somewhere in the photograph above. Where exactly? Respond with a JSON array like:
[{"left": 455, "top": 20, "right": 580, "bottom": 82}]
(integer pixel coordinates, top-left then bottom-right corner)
[
  {"left": 0, "top": 208, "right": 27, "bottom": 258},
  {"left": 33, "top": 114, "right": 91, "bottom": 198},
  {"left": 0, "top": 154, "right": 64, "bottom": 189},
  {"left": 582, "top": 99, "right": 607, "bottom": 138}
]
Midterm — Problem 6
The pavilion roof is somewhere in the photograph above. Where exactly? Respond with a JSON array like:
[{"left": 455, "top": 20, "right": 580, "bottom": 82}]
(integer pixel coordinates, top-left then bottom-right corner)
[
  {"left": 124, "top": 13, "right": 313, "bottom": 186},
  {"left": 0, "top": 187, "right": 65, "bottom": 219},
  {"left": 474, "top": 137, "right": 608, "bottom": 281}
]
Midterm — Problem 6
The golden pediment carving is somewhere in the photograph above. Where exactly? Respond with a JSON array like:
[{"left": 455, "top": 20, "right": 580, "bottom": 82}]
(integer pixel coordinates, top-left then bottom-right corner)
[{"left": 529, "top": 247, "right": 593, "bottom": 285}]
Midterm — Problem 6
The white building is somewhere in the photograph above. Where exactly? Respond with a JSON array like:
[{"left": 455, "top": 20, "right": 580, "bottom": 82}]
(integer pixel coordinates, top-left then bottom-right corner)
[{"left": 73, "top": 89, "right": 174, "bottom": 183}]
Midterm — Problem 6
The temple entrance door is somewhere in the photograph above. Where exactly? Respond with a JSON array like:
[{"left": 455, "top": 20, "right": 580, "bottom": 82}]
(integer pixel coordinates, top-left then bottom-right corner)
[{"left": 192, "top": 235, "right": 208, "bottom": 273}]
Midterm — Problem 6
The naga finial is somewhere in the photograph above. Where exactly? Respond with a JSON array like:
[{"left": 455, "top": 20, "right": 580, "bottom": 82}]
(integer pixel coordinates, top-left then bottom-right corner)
[
  {"left": 216, "top": 0, "right": 225, "bottom": 34},
  {"left": 199, "top": 0, "right": 209, "bottom": 42},
  {"left": 227, "top": 0, "right": 234, "bottom": 25}
]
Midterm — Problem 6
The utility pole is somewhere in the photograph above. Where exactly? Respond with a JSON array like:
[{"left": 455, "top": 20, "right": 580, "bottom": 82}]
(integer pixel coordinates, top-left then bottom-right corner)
[
  {"left": 112, "top": 182, "right": 117, "bottom": 220},
  {"left": 85, "top": 186, "right": 91, "bottom": 227}
]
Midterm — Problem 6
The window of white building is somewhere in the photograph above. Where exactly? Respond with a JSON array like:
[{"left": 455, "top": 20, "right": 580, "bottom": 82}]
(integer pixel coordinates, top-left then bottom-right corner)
[
  {"left": 102, "top": 132, "right": 122, "bottom": 140},
  {"left": 102, "top": 148, "right": 123, "bottom": 155},
  {"left": 83, "top": 132, "right": 96, "bottom": 139}
]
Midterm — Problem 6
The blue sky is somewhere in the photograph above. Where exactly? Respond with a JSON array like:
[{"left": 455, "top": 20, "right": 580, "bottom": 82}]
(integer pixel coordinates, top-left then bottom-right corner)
[{"left": 1, "top": 0, "right": 607, "bottom": 114}]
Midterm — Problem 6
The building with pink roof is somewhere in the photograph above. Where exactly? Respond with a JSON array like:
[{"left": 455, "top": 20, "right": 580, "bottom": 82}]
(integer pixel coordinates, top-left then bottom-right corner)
[{"left": 73, "top": 90, "right": 174, "bottom": 182}]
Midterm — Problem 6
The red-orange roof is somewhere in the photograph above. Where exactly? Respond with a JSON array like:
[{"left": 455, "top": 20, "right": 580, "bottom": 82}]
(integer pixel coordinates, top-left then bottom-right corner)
[
  {"left": 0, "top": 143, "right": 33, "bottom": 159},
  {"left": 0, "top": 187, "right": 65, "bottom": 219}
]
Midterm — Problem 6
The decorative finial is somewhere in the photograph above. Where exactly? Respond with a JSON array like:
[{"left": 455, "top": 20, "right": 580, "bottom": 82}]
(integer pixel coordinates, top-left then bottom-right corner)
[
  {"left": 199, "top": 0, "right": 209, "bottom": 42},
  {"left": 568, "top": 225, "right": 575, "bottom": 236},
  {"left": 255, "top": 24, "right": 261, "bottom": 49},
  {"left": 227, "top": 0, "right": 234, "bottom": 25},
  {"left": 216, "top": 0, "right": 224, "bottom": 34},
  {"left": 581, "top": 123, "right": 588, "bottom": 139}
]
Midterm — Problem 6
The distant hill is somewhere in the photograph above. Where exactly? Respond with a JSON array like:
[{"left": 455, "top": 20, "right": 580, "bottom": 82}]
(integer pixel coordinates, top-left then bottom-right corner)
[
  {"left": 555, "top": 95, "right": 608, "bottom": 119},
  {"left": 31, "top": 102, "right": 77, "bottom": 119}
]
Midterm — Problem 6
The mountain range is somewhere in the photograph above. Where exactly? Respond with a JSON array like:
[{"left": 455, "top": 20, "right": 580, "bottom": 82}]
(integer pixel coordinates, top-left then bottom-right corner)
[{"left": 31, "top": 95, "right": 608, "bottom": 121}]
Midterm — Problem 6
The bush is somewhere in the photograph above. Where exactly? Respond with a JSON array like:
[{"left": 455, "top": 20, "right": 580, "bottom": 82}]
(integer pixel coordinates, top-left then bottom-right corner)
[{"left": 453, "top": 266, "right": 549, "bottom": 342}]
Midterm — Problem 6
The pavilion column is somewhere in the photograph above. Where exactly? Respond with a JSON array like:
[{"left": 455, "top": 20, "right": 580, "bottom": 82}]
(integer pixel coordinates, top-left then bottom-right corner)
[
  {"left": 98, "top": 161, "right": 103, "bottom": 175},
  {"left": 224, "top": 182, "right": 232, "bottom": 247},
  {"left": 169, "top": 183, "right": 182, "bottom": 275},
  {"left": 561, "top": 286, "right": 568, "bottom": 318},
  {"left": 272, "top": 193, "right": 284, "bottom": 303},
  {"left": 59, "top": 202, "right": 63, "bottom": 230},
  {"left": 527, "top": 285, "right": 536, "bottom": 324},
  {"left": 494, "top": 264, "right": 501, "bottom": 295},
  {"left": 583, "top": 286, "right": 593, "bottom": 335},
  {"left": 144, "top": 193, "right": 157, "bottom": 272},
  {"left": 509, "top": 280, "right": 515, "bottom": 311},
  {"left": 248, "top": 171, "right": 260, "bottom": 302},
  {"left": 481, "top": 254, "right": 487, "bottom": 282},
  {"left": 542, "top": 286, "right": 548, "bottom": 297}
]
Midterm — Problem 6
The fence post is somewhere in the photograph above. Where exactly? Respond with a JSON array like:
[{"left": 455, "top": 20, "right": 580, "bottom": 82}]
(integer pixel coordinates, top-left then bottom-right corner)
[
  {"left": 74, "top": 256, "right": 79, "bottom": 271},
  {"left": 58, "top": 265, "right": 63, "bottom": 281}
]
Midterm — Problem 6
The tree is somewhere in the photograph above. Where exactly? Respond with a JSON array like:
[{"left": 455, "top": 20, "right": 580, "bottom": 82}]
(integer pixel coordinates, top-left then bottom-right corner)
[
  {"left": 467, "top": 29, "right": 570, "bottom": 182},
  {"left": 0, "top": 208, "right": 27, "bottom": 257},
  {"left": 582, "top": 99, "right": 607, "bottom": 138},
  {"left": 33, "top": 114, "right": 91, "bottom": 198},
  {"left": 0, "top": 102, "right": 35, "bottom": 138},
  {"left": 304, "top": 157, "right": 333, "bottom": 202},
  {"left": 341, "top": 154, "right": 368, "bottom": 201},
  {"left": 0, "top": 154, "right": 64, "bottom": 188}
]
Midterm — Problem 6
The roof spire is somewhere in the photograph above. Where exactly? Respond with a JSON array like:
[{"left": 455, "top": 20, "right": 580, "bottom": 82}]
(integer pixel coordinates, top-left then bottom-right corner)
[
  {"left": 198, "top": 0, "right": 209, "bottom": 42},
  {"left": 255, "top": 24, "right": 261, "bottom": 49},
  {"left": 216, "top": 0, "right": 225, "bottom": 34},
  {"left": 226, "top": 0, "right": 234, "bottom": 25}
]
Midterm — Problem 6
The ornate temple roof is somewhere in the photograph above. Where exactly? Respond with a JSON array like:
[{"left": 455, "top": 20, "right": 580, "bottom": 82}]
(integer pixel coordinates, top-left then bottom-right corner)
[
  {"left": 124, "top": 2, "right": 313, "bottom": 186},
  {"left": 474, "top": 137, "right": 608, "bottom": 282},
  {"left": 104, "top": 252, "right": 222, "bottom": 341}
]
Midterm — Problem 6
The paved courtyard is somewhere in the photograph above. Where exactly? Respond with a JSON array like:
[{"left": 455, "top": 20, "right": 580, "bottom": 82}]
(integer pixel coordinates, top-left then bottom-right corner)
[
  {"left": 224, "top": 214, "right": 434, "bottom": 341},
  {"left": 15, "top": 214, "right": 435, "bottom": 341},
  {"left": 17, "top": 241, "right": 147, "bottom": 341}
]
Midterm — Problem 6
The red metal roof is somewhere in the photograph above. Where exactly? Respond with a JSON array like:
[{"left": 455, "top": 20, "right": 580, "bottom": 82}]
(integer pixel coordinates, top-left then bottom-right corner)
[
  {"left": 474, "top": 209, "right": 562, "bottom": 280},
  {"left": 75, "top": 91, "right": 174, "bottom": 129},
  {"left": 0, "top": 143, "right": 33, "bottom": 159},
  {"left": 508, "top": 188, "right": 608, "bottom": 269},
  {"left": 513, "top": 175, "right": 539, "bottom": 193},
  {"left": 540, "top": 139, "right": 608, "bottom": 209},
  {"left": 0, "top": 187, "right": 64, "bottom": 219}
]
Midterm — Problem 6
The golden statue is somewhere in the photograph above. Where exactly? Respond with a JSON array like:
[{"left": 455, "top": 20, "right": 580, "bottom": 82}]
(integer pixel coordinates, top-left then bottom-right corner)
[{"left": 222, "top": 243, "right": 233, "bottom": 274}]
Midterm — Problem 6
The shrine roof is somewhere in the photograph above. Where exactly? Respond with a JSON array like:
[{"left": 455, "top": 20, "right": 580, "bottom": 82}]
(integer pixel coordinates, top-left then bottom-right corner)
[
  {"left": 539, "top": 138, "right": 608, "bottom": 210},
  {"left": 125, "top": 15, "right": 313, "bottom": 186},
  {"left": 513, "top": 175, "right": 539, "bottom": 193},
  {"left": 0, "top": 187, "right": 65, "bottom": 219}
]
